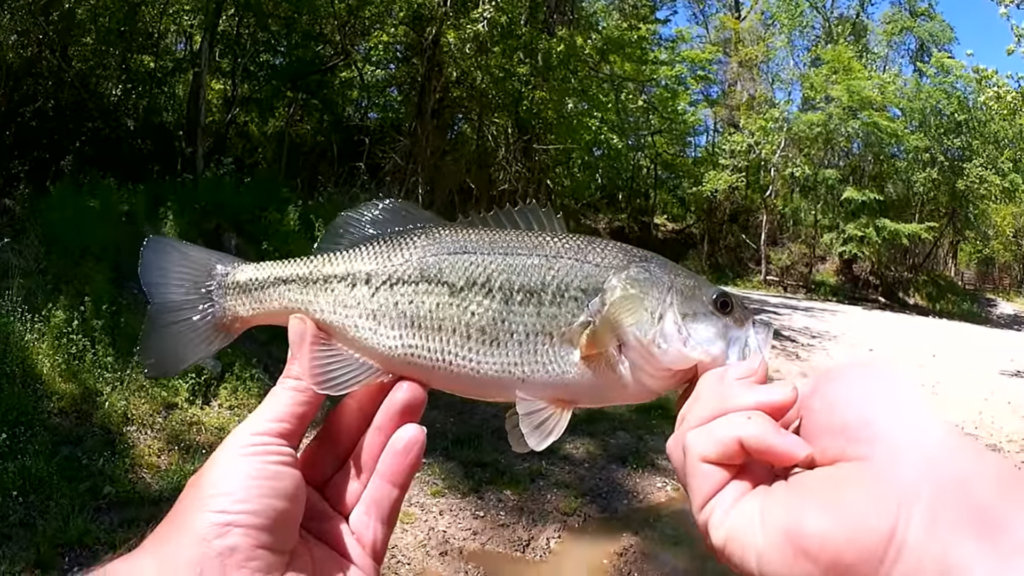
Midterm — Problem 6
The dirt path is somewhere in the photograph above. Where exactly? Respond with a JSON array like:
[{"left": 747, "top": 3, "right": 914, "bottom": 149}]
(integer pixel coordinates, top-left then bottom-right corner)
[
  {"left": 381, "top": 291, "right": 1024, "bottom": 575},
  {"left": 744, "top": 291, "right": 1024, "bottom": 464}
]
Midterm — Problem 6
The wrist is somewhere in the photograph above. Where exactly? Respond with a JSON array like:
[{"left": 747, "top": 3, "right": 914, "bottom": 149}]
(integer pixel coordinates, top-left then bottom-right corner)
[
  {"left": 896, "top": 430, "right": 1024, "bottom": 575},
  {"left": 86, "top": 491, "right": 208, "bottom": 575}
]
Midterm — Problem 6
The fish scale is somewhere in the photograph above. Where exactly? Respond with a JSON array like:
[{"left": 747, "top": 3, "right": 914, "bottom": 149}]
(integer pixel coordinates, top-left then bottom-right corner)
[
  {"left": 223, "top": 226, "right": 648, "bottom": 384},
  {"left": 137, "top": 198, "right": 771, "bottom": 452}
]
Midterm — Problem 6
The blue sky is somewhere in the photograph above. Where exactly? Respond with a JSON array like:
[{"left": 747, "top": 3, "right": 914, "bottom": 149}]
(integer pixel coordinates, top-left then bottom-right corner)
[
  {"left": 661, "top": 1, "right": 1024, "bottom": 75},
  {"left": 937, "top": 0, "right": 1024, "bottom": 74}
]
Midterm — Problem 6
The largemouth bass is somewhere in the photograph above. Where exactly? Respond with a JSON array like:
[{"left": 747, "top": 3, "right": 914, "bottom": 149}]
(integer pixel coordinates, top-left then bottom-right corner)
[{"left": 138, "top": 198, "right": 772, "bottom": 452}]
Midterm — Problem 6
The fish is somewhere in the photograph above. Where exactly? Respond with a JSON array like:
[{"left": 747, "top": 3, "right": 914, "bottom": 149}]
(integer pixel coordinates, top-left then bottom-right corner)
[{"left": 137, "top": 198, "right": 773, "bottom": 453}]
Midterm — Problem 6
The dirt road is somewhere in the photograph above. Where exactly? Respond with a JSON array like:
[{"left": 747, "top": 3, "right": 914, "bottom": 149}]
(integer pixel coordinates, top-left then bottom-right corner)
[
  {"left": 381, "top": 291, "right": 1024, "bottom": 575},
  {"left": 743, "top": 291, "right": 1024, "bottom": 463}
]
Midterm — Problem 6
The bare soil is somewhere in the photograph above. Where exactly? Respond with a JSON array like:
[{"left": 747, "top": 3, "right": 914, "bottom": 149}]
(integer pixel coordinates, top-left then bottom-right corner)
[{"left": 380, "top": 291, "right": 1024, "bottom": 576}]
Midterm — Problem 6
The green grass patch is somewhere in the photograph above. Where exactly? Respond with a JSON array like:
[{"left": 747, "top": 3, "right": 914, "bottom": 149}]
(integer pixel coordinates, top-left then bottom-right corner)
[
  {"left": 807, "top": 269, "right": 853, "bottom": 300},
  {"left": 398, "top": 508, "right": 418, "bottom": 525},
  {"left": 903, "top": 271, "right": 988, "bottom": 324},
  {"left": 557, "top": 492, "right": 583, "bottom": 516},
  {"left": 726, "top": 276, "right": 784, "bottom": 294},
  {"left": 0, "top": 295, "right": 271, "bottom": 572},
  {"left": 988, "top": 290, "right": 1024, "bottom": 307}
]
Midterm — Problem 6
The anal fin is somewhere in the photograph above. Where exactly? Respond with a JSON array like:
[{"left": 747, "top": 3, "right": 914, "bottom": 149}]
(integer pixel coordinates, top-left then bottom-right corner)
[
  {"left": 302, "top": 330, "right": 394, "bottom": 396},
  {"left": 505, "top": 393, "right": 574, "bottom": 453}
]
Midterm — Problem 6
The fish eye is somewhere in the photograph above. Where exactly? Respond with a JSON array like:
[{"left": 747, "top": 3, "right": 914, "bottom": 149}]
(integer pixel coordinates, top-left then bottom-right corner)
[{"left": 712, "top": 290, "right": 734, "bottom": 316}]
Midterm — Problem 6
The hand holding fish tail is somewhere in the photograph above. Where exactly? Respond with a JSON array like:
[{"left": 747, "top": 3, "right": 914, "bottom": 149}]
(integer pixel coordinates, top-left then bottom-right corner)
[
  {"left": 668, "top": 360, "right": 1024, "bottom": 576},
  {"left": 91, "top": 314, "right": 428, "bottom": 576}
]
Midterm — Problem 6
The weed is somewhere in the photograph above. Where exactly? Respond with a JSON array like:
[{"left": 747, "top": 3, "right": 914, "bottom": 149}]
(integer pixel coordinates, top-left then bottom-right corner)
[{"left": 557, "top": 493, "right": 583, "bottom": 516}]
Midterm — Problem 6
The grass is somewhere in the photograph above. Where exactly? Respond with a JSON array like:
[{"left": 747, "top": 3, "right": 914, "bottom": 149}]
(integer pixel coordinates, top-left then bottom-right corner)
[
  {"left": 398, "top": 509, "right": 418, "bottom": 525},
  {"left": 557, "top": 493, "right": 583, "bottom": 516},
  {"left": 0, "top": 296, "right": 272, "bottom": 572},
  {"left": 0, "top": 175, "right": 328, "bottom": 572},
  {"left": 901, "top": 271, "right": 989, "bottom": 324},
  {"left": 989, "top": 290, "right": 1024, "bottom": 307}
]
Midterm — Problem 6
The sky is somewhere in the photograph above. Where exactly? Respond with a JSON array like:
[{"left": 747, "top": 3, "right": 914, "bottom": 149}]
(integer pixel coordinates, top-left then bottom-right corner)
[
  {"left": 936, "top": 0, "right": 1024, "bottom": 74},
  {"left": 660, "top": 0, "right": 1024, "bottom": 75}
]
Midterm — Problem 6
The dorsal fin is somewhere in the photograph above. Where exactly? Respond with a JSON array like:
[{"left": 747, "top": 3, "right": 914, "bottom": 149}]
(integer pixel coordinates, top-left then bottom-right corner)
[
  {"left": 456, "top": 200, "right": 567, "bottom": 233},
  {"left": 314, "top": 198, "right": 447, "bottom": 253}
]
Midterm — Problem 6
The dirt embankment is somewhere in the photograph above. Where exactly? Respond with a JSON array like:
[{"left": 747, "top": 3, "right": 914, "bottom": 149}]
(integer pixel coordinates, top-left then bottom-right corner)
[{"left": 381, "top": 292, "right": 1024, "bottom": 575}]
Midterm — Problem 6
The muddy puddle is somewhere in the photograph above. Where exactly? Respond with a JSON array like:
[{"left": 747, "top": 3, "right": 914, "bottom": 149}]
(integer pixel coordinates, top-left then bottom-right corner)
[{"left": 423, "top": 493, "right": 736, "bottom": 576}]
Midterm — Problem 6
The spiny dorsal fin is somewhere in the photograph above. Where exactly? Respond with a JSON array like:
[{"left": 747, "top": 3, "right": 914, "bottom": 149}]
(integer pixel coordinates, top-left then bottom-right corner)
[
  {"left": 314, "top": 198, "right": 447, "bottom": 253},
  {"left": 456, "top": 200, "right": 567, "bottom": 233}
]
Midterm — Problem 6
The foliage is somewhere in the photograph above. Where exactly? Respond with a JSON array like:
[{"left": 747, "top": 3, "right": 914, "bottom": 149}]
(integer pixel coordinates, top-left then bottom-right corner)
[{"left": 3, "top": 0, "right": 1024, "bottom": 570}]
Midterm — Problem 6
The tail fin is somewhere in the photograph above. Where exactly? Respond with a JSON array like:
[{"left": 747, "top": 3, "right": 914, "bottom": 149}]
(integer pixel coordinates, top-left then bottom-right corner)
[{"left": 138, "top": 235, "right": 245, "bottom": 378}]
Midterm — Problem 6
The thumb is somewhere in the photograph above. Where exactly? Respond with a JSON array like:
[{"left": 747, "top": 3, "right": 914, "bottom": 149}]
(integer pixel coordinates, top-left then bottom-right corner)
[{"left": 235, "top": 314, "right": 327, "bottom": 450}]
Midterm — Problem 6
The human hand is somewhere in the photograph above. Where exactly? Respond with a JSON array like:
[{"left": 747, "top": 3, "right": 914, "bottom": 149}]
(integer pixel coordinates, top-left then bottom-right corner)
[
  {"left": 668, "top": 357, "right": 1024, "bottom": 576},
  {"left": 96, "top": 314, "right": 428, "bottom": 576}
]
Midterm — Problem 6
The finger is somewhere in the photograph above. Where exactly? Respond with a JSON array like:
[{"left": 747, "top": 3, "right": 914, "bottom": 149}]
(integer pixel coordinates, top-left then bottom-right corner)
[
  {"left": 299, "top": 379, "right": 396, "bottom": 489},
  {"left": 322, "top": 380, "right": 428, "bottom": 516},
  {"left": 348, "top": 422, "right": 427, "bottom": 565},
  {"left": 231, "top": 314, "right": 326, "bottom": 449},
  {"left": 680, "top": 410, "right": 814, "bottom": 515},
  {"left": 676, "top": 379, "right": 798, "bottom": 438},
  {"left": 676, "top": 354, "right": 770, "bottom": 429},
  {"left": 300, "top": 486, "right": 378, "bottom": 574}
]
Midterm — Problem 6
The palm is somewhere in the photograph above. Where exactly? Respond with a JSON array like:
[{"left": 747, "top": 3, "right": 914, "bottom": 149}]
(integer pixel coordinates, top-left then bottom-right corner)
[
  {"left": 113, "top": 316, "right": 429, "bottom": 576},
  {"left": 672, "top": 361, "right": 945, "bottom": 576},
  {"left": 726, "top": 364, "right": 938, "bottom": 576},
  {"left": 201, "top": 375, "right": 427, "bottom": 576},
  {"left": 714, "top": 462, "right": 902, "bottom": 576}
]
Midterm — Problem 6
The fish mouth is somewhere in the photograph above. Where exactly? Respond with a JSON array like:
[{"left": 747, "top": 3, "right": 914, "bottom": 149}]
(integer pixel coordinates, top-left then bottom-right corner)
[{"left": 727, "top": 318, "right": 774, "bottom": 363}]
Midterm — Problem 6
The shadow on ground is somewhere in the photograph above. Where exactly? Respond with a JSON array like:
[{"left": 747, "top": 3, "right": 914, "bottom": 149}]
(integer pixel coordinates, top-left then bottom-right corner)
[
  {"left": 977, "top": 296, "right": 1024, "bottom": 332},
  {"left": 419, "top": 390, "right": 678, "bottom": 514},
  {"left": 0, "top": 310, "right": 175, "bottom": 573},
  {"left": 738, "top": 292, "right": 837, "bottom": 362},
  {"left": 412, "top": 387, "right": 734, "bottom": 574}
]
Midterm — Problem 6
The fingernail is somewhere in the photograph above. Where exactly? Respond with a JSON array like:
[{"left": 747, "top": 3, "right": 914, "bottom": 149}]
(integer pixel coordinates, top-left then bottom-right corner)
[
  {"left": 797, "top": 451, "right": 816, "bottom": 469},
  {"left": 418, "top": 424, "right": 427, "bottom": 437}
]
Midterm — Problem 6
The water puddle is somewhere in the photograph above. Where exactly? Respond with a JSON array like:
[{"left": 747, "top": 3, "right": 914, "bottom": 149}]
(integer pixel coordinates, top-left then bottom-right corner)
[{"left": 451, "top": 493, "right": 734, "bottom": 575}]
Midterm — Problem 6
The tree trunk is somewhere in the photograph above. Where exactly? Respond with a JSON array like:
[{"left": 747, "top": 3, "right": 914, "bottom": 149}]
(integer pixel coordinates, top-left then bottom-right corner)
[
  {"left": 759, "top": 201, "right": 769, "bottom": 283},
  {"left": 406, "top": 8, "right": 448, "bottom": 209},
  {"left": 808, "top": 201, "right": 819, "bottom": 282},
  {"left": 760, "top": 135, "right": 785, "bottom": 283},
  {"left": 185, "top": 0, "right": 227, "bottom": 181}
]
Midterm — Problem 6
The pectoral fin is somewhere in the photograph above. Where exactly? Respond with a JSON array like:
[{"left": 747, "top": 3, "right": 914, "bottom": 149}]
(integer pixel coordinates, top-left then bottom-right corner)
[
  {"left": 302, "top": 330, "right": 394, "bottom": 395},
  {"left": 505, "top": 393, "right": 574, "bottom": 453},
  {"left": 578, "top": 292, "right": 647, "bottom": 358}
]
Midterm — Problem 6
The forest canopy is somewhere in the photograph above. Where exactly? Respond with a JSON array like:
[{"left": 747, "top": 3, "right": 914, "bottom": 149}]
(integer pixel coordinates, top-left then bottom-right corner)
[{"left": 3, "top": 0, "right": 1024, "bottom": 296}]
